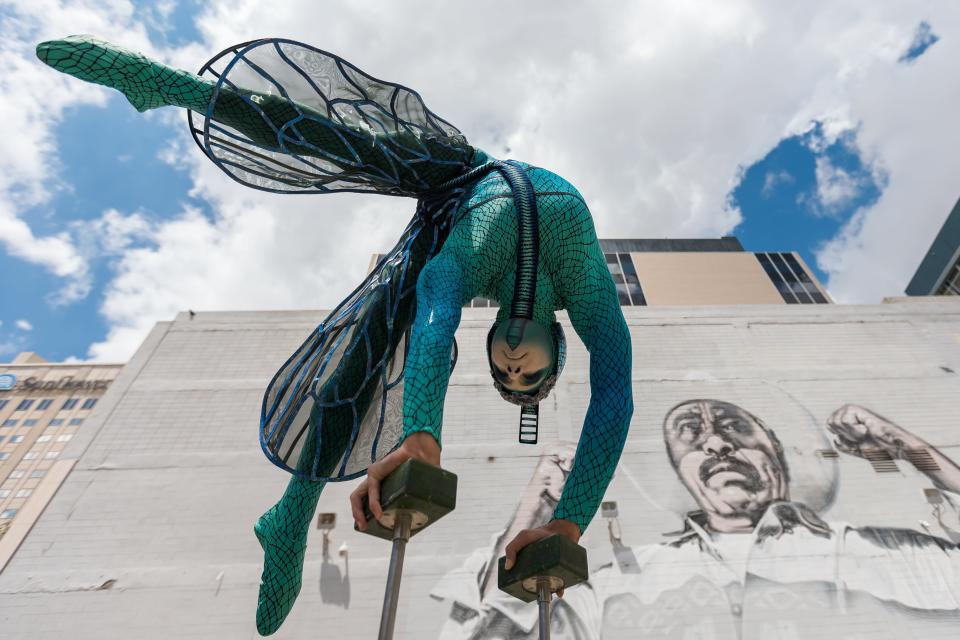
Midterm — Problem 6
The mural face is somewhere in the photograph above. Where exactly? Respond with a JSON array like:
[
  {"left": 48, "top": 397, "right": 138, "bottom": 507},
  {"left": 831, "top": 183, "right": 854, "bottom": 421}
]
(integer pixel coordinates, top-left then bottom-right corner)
[
  {"left": 663, "top": 400, "right": 789, "bottom": 530},
  {"left": 432, "top": 400, "right": 960, "bottom": 640}
]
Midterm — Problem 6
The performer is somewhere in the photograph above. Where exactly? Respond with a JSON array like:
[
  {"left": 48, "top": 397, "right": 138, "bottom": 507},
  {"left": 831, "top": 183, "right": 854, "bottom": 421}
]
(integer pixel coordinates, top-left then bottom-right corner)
[{"left": 37, "top": 36, "right": 634, "bottom": 635}]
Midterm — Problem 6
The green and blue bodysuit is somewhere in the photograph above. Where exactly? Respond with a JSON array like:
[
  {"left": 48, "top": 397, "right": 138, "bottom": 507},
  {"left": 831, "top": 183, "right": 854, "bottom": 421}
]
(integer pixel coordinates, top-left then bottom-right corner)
[{"left": 37, "top": 36, "right": 634, "bottom": 635}]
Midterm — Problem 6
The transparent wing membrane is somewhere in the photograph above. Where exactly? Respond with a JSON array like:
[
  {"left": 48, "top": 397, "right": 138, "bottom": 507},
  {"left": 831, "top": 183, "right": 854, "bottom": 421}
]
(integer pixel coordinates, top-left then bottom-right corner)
[
  {"left": 188, "top": 38, "right": 474, "bottom": 195},
  {"left": 260, "top": 215, "right": 448, "bottom": 481},
  {"left": 177, "top": 39, "right": 477, "bottom": 481}
]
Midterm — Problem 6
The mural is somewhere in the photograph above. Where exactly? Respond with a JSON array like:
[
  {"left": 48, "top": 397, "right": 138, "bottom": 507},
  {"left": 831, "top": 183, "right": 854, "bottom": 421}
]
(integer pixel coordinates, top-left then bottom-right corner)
[{"left": 432, "top": 401, "right": 960, "bottom": 639}]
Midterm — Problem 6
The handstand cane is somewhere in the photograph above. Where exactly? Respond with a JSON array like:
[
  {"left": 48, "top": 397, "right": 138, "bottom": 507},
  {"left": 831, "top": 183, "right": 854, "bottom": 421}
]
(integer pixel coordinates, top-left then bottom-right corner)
[
  {"left": 356, "top": 459, "right": 457, "bottom": 640},
  {"left": 498, "top": 535, "right": 589, "bottom": 640}
]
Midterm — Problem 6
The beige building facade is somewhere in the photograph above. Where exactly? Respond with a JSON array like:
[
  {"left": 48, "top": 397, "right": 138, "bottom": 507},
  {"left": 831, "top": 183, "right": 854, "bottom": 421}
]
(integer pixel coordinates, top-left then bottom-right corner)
[
  {"left": 0, "top": 352, "right": 122, "bottom": 569},
  {"left": 602, "top": 238, "right": 831, "bottom": 306}
]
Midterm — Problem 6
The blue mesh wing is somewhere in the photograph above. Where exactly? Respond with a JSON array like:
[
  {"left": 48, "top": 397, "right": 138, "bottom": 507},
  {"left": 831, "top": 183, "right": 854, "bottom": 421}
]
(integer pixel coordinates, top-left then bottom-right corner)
[
  {"left": 260, "top": 210, "right": 452, "bottom": 481},
  {"left": 180, "top": 38, "right": 477, "bottom": 480},
  {"left": 188, "top": 38, "right": 474, "bottom": 195}
]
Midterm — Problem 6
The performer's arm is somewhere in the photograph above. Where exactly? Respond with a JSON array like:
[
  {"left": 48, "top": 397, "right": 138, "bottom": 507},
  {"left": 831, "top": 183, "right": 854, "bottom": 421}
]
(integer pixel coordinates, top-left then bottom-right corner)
[
  {"left": 400, "top": 253, "right": 469, "bottom": 447},
  {"left": 552, "top": 199, "right": 634, "bottom": 533},
  {"left": 350, "top": 253, "right": 468, "bottom": 528}
]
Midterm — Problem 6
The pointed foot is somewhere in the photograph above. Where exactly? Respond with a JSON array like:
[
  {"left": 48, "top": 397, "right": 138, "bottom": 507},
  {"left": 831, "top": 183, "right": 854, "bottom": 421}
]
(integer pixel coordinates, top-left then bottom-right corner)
[
  {"left": 35, "top": 34, "right": 196, "bottom": 112},
  {"left": 254, "top": 505, "right": 309, "bottom": 636}
]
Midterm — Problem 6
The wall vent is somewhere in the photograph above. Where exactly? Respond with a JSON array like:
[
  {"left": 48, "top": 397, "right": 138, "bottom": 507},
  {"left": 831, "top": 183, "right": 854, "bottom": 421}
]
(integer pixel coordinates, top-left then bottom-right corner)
[
  {"left": 863, "top": 449, "right": 899, "bottom": 473},
  {"left": 904, "top": 448, "right": 941, "bottom": 472}
]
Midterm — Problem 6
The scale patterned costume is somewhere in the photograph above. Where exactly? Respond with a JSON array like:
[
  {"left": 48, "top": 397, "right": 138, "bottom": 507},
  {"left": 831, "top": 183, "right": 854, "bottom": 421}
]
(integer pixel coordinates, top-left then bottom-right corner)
[{"left": 36, "top": 36, "right": 634, "bottom": 636}]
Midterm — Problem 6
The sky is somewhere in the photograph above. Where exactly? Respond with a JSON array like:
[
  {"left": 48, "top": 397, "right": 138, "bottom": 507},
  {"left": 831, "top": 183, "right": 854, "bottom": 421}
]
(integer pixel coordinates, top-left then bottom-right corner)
[{"left": 0, "top": 1, "right": 957, "bottom": 363}]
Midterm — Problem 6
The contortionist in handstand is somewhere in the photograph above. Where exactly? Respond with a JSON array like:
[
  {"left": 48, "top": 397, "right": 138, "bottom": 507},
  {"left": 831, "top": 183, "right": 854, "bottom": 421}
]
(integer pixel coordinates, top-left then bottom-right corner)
[{"left": 38, "top": 36, "right": 634, "bottom": 635}]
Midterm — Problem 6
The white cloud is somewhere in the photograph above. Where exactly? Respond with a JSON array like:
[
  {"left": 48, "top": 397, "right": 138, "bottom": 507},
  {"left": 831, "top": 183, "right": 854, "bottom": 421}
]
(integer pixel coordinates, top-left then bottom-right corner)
[
  {"left": 0, "top": 199, "right": 87, "bottom": 282},
  {"left": 0, "top": 335, "right": 28, "bottom": 360},
  {"left": 0, "top": 1, "right": 167, "bottom": 304},
  {"left": 3, "top": 1, "right": 960, "bottom": 360},
  {"left": 15, "top": 319, "right": 33, "bottom": 331},
  {"left": 812, "top": 155, "right": 868, "bottom": 215},
  {"left": 762, "top": 171, "right": 796, "bottom": 197},
  {"left": 72, "top": 208, "right": 154, "bottom": 256},
  {"left": 814, "top": 9, "right": 960, "bottom": 302}
]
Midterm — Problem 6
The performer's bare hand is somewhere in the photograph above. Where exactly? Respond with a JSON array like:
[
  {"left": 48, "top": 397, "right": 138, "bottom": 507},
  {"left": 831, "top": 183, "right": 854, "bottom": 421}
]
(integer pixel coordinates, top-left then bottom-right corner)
[
  {"left": 827, "top": 404, "right": 921, "bottom": 459},
  {"left": 503, "top": 519, "right": 580, "bottom": 597},
  {"left": 350, "top": 432, "right": 441, "bottom": 531}
]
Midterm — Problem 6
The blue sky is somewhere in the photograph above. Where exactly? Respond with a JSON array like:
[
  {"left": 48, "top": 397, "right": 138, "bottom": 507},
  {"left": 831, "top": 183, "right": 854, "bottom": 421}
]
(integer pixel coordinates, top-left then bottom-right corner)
[
  {"left": 1, "top": 99, "right": 197, "bottom": 360},
  {"left": 0, "top": 3, "right": 954, "bottom": 363},
  {"left": 732, "top": 123, "right": 886, "bottom": 284},
  {"left": 732, "top": 19, "right": 938, "bottom": 285}
]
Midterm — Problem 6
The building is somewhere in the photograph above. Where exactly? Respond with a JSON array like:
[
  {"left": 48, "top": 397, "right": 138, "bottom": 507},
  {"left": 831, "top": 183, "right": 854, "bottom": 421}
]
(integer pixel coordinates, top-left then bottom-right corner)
[
  {"left": 597, "top": 237, "right": 830, "bottom": 306},
  {"left": 0, "top": 353, "right": 122, "bottom": 568},
  {"left": 906, "top": 195, "right": 960, "bottom": 296},
  {"left": 2, "top": 292, "right": 960, "bottom": 638},
  {"left": 375, "top": 237, "right": 832, "bottom": 309}
]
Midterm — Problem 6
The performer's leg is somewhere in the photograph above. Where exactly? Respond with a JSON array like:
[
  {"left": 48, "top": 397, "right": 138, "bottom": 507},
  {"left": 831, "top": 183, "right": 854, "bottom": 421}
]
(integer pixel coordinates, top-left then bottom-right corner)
[
  {"left": 254, "top": 473, "right": 325, "bottom": 636},
  {"left": 254, "top": 393, "right": 357, "bottom": 635},
  {"left": 36, "top": 36, "right": 213, "bottom": 112},
  {"left": 36, "top": 36, "right": 470, "bottom": 188}
]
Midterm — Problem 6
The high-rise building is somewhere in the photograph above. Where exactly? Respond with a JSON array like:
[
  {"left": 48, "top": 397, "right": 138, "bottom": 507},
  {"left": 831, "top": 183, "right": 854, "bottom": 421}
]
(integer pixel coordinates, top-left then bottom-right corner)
[
  {"left": 906, "top": 195, "right": 960, "bottom": 296},
  {"left": 0, "top": 352, "right": 122, "bottom": 566}
]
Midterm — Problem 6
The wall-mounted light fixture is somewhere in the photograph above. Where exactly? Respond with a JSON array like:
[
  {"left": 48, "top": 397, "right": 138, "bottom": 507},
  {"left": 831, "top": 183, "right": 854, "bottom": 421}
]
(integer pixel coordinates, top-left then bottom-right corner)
[
  {"left": 601, "top": 500, "right": 622, "bottom": 544},
  {"left": 317, "top": 512, "right": 337, "bottom": 530}
]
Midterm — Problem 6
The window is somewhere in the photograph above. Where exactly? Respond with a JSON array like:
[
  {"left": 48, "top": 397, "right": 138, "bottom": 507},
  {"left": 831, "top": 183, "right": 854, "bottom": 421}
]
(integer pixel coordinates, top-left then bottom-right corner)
[
  {"left": 936, "top": 260, "right": 960, "bottom": 295},
  {"left": 30, "top": 470, "right": 46, "bottom": 479},
  {"left": 782, "top": 253, "right": 829, "bottom": 303},
  {"left": 15, "top": 399, "right": 34, "bottom": 411},
  {"left": 618, "top": 253, "right": 646, "bottom": 305},
  {"left": 0, "top": 399, "right": 8, "bottom": 410},
  {"left": 69, "top": 418, "right": 84, "bottom": 426},
  {"left": 757, "top": 252, "right": 797, "bottom": 303},
  {"left": 464, "top": 297, "right": 500, "bottom": 308},
  {"left": 756, "top": 252, "right": 828, "bottom": 304},
  {"left": 22, "top": 419, "right": 38, "bottom": 427},
  {"left": 37, "top": 435, "right": 52, "bottom": 443},
  {"left": 61, "top": 398, "right": 79, "bottom": 410},
  {"left": 36, "top": 399, "right": 53, "bottom": 410},
  {"left": 15, "top": 489, "right": 31, "bottom": 498},
  {"left": 57, "top": 434, "right": 73, "bottom": 442},
  {"left": 9, "top": 470, "right": 24, "bottom": 479},
  {"left": 0, "top": 490, "right": 9, "bottom": 499},
  {"left": 0, "top": 436, "right": 4, "bottom": 443},
  {"left": 81, "top": 398, "right": 98, "bottom": 410},
  {"left": 0, "top": 509, "right": 17, "bottom": 519},
  {"left": 23, "top": 452, "right": 38, "bottom": 460},
  {"left": 605, "top": 253, "right": 631, "bottom": 305},
  {"left": 10, "top": 435, "right": 24, "bottom": 444},
  {"left": 48, "top": 418, "right": 64, "bottom": 426},
  {"left": 43, "top": 451, "right": 59, "bottom": 459},
  {"left": 0, "top": 453, "right": 8, "bottom": 461},
  {"left": 3, "top": 419, "right": 18, "bottom": 427},
  {"left": 769, "top": 253, "right": 813, "bottom": 303},
  {"left": 604, "top": 253, "right": 647, "bottom": 306}
]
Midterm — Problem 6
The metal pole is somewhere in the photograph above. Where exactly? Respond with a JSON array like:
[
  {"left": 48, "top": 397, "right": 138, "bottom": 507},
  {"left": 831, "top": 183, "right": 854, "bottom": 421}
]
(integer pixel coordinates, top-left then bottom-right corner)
[
  {"left": 378, "top": 511, "right": 412, "bottom": 640},
  {"left": 537, "top": 578, "right": 552, "bottom": 640}
]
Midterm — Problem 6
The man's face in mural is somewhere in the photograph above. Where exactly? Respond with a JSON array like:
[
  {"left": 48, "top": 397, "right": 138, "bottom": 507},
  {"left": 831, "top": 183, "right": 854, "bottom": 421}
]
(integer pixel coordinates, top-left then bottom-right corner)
[{"left": 664, "top": 400, "right": 788, "bottom": 524}]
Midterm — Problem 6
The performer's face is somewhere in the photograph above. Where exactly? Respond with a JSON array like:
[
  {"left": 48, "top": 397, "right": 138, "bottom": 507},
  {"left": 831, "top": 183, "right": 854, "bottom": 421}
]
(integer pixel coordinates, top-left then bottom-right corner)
[
  {"left": 664, "top": 400, "right": 788, "bottom": 521},
  {"left": 488, "top": 319, "right": 555, "bottom": 393}
]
